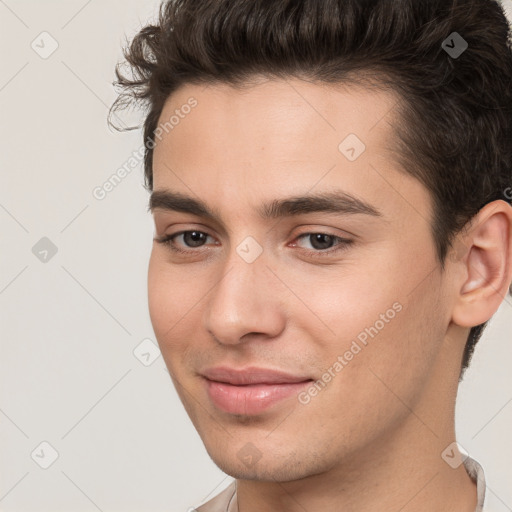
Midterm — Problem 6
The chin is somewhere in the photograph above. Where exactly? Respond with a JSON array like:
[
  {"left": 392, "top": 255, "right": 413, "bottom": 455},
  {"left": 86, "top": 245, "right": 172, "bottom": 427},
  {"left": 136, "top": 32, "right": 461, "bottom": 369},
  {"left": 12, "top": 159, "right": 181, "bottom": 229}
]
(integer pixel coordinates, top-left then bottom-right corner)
[{"left": 204, "top": 442, "right": 329, "bottom": 483}]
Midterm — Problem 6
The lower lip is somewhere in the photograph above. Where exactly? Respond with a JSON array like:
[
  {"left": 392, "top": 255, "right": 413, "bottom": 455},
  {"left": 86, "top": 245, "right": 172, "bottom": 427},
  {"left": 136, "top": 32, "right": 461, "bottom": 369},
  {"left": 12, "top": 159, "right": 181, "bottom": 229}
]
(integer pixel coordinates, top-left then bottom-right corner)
[{"left": 203, "top": 378, "right": 313, "bottom": 415}]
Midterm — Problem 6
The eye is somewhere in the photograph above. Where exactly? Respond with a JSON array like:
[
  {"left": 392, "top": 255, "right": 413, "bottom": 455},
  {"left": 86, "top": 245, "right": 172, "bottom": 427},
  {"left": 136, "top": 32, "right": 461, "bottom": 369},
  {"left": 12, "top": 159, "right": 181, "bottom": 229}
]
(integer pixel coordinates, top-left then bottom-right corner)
[
  {"left": 154, "top": 230, "right": 353, "bottom": 258},
  {"left": 154, "top": 230, "right": 215, "bottom": 254},
  {"left": 291, "top": 232, "right": 353, "bottom": 257}
]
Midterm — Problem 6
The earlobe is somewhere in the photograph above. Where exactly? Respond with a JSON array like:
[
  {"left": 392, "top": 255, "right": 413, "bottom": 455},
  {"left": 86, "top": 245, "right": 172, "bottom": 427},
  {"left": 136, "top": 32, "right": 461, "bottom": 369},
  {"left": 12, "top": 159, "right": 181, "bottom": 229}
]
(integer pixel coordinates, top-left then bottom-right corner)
[{"left": 451, "top": 200, "right": 512, "bottom": 328}]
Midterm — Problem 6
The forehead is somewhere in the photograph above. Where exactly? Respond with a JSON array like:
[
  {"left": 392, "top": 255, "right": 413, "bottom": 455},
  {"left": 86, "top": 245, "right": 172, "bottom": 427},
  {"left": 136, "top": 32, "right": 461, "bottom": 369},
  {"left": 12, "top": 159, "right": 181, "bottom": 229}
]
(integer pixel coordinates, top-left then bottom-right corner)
[
  {"left": 154, "top": 78, "right": 401, "bottom": 162},
  {"left": 151, "top": 78, "right": 429, "bottom": 225}
]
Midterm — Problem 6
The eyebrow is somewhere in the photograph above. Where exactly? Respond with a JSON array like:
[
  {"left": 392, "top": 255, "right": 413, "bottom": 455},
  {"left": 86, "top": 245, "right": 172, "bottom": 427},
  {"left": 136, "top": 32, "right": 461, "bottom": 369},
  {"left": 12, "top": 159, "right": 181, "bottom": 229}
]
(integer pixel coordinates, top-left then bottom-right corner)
[{"left": 148, "top": 189, "right": 382, "bottom": 220}]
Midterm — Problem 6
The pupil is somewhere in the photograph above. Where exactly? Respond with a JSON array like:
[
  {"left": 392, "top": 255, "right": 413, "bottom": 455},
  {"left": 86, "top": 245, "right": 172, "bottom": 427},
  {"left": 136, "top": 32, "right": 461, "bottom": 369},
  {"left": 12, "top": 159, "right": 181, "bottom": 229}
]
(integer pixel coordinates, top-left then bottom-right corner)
[
  {"left": 311, "top": 233, "right": 333, "bottom": 250},
  {"left": 185, "top": 231, "right": 205, "bottom": 247}
]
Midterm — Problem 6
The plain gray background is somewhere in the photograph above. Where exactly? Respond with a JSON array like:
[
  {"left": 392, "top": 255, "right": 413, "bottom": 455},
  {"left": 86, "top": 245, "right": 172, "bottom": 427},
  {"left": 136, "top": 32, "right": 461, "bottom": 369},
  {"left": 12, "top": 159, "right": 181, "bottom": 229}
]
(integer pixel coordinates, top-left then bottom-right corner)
[{"left": 1, "top": 1, "right": 511, "bottom": 510}]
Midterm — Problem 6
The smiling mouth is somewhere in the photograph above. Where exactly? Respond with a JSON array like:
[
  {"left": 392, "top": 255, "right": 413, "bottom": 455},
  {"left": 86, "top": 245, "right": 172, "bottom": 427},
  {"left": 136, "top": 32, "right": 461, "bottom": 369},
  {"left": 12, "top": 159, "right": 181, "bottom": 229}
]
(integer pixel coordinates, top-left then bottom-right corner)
[{"left": 202, "top": 376, "right": 314, "bottom": 415}]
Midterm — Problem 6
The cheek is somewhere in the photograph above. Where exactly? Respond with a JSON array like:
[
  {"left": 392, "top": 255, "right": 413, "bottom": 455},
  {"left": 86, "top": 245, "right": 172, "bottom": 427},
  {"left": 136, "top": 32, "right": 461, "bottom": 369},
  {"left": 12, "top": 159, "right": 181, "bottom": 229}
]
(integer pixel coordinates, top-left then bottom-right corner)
[
  {"left": 282, "top": 258, "right": 402, "bottom": 351},
  {"left": 147, "top": 253, "right": 193, "bottom": 345},
  {"left": 147, "top": 258, "right": 188, "bottom": 380},
  {"left": 287, "top": 256, "right": 439, "bottom": 396},
  {"left": 147, "top": 252, "right": 213, "bottom": 370},
  {"left": 335, "top": 279, "right": 444, "bottom": 419},
  {"left": 147, "top": 253, "right": 170, "bottom": 334}
]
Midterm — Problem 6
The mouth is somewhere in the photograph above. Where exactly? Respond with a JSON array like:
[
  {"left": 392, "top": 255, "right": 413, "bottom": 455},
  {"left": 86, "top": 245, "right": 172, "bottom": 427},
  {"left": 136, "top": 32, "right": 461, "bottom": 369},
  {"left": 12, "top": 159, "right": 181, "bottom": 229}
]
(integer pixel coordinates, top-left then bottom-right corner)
[{"left": 200, "top": 366, "right": 314, "bottom": 415}]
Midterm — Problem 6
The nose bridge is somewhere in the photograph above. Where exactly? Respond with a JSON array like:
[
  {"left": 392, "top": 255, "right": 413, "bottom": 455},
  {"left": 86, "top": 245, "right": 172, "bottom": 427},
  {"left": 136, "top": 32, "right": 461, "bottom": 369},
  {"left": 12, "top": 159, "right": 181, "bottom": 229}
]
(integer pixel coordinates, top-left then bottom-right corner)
[{"left": 204, "top": 242, "right": 284, "bottom": 344}]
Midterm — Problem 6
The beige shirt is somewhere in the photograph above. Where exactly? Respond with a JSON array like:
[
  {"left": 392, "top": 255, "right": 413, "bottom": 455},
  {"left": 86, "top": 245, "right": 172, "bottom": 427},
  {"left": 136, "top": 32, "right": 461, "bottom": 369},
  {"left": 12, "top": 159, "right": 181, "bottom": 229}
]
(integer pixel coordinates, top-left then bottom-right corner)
[{"left": 193, "top": 454, "right": 487, "bottom": 512}]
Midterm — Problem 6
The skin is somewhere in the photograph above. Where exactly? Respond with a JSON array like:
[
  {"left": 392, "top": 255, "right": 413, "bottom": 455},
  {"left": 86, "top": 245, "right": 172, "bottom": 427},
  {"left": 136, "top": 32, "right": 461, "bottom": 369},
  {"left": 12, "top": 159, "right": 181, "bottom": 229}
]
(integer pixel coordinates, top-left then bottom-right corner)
[{"left": 147, "top": 77, "right": 512, "bottom": 512}]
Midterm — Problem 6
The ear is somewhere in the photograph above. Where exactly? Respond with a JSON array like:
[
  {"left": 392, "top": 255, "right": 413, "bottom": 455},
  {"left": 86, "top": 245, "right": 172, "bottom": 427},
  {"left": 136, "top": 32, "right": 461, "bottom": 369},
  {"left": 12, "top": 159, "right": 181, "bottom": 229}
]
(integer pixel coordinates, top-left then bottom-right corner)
[{"left": 451, "top": 200, "right": 512, "bottom": 328}]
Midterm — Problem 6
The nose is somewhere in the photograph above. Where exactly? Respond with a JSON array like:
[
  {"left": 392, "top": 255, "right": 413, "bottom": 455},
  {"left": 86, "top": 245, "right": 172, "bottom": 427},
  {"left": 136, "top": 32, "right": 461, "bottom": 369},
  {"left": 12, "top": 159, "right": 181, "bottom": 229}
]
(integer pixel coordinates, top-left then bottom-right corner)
[{"left": 203, "top": 253, "right": 286, "bottom": 345}]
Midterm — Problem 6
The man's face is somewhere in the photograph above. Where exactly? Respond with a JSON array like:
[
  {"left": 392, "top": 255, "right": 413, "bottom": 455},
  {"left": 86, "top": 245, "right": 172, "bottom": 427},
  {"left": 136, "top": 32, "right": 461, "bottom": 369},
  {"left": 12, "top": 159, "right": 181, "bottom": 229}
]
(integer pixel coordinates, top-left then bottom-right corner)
[{"left": 148, "top": 78, "right": 455, "bottom": 480}]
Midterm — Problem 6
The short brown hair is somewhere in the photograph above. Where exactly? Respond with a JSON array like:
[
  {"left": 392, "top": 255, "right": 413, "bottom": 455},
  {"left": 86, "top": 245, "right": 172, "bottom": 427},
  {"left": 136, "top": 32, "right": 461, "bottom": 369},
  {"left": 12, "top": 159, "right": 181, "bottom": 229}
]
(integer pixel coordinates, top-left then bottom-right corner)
[{"left": 109, "top": 0, "right": 512, "bottom": 379}]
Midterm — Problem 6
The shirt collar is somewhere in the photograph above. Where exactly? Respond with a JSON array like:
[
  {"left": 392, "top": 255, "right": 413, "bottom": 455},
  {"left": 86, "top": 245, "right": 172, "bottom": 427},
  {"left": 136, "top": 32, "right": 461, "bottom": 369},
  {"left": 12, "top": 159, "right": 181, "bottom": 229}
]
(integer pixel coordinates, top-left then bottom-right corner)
[{"left": 463, "top": 454, "right": 487, "bottom": 511}]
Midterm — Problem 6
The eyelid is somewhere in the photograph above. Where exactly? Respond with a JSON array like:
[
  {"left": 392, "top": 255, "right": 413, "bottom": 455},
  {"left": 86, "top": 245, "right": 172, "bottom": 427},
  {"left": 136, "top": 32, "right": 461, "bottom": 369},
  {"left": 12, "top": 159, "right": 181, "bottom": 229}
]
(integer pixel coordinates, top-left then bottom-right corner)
[{"left": 291, "top": 231, "right": 351, "bottom": 246}]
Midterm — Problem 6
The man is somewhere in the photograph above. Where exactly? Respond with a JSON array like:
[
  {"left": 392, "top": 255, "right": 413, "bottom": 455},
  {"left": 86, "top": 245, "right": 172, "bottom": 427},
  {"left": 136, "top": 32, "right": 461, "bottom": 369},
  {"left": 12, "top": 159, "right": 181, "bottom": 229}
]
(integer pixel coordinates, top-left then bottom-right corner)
[{"left": 109, "top": 0, "right": 512, "bottom": 510}]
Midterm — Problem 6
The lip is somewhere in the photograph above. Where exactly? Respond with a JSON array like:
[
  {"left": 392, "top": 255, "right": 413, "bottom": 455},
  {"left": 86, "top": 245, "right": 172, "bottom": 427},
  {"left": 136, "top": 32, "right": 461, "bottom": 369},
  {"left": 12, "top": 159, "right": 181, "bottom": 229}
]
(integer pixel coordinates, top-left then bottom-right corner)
[
  {"left": 201, "top": 366, "right": 313, "bottom": 415},
  {"left": 201, "top": 366, "right": 312, "bottom": 385}
]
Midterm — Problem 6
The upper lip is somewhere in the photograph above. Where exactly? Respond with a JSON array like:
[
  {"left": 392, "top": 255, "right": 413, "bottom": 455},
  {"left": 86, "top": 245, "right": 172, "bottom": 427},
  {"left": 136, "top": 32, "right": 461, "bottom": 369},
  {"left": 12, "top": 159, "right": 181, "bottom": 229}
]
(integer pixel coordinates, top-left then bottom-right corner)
[{"left": 201, "top": 366, "right": 313, "bottom": 385}]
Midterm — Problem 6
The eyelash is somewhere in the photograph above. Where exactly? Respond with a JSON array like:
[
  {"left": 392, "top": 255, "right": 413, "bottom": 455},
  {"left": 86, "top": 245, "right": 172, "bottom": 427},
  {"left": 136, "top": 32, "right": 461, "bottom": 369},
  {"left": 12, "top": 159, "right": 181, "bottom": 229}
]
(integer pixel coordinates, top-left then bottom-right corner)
[{"left": 154, "top": 230, "right": 353, "bottom": 258}]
